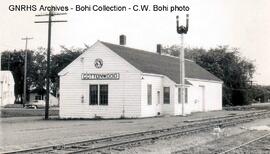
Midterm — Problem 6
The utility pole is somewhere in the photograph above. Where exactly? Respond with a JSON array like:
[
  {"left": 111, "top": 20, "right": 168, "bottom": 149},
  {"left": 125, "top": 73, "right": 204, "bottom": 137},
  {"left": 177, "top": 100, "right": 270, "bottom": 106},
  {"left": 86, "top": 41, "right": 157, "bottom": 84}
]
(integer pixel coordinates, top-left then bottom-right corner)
[
  {"left": 0, "top": 52, "right": 2, "bottom": 71},
  {"left": 35, "top": 11, "right": 67, "bottom": 120},
  {"left": 22, "top": 37, "right": 33, "bottom": 106},
  {"left": 176, "top": 14, "right": 189, "bottom": 116},
  {"left": 8, "top": 52, "right": 11, "bottom": 70}
]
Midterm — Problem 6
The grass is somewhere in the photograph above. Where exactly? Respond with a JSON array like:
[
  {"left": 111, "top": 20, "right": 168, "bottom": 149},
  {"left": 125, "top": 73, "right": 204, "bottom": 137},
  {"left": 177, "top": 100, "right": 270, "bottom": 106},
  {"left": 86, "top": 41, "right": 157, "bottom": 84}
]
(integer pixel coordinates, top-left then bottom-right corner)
[{"left": 1, "top": 108, "right": 59, "bottom": 118}]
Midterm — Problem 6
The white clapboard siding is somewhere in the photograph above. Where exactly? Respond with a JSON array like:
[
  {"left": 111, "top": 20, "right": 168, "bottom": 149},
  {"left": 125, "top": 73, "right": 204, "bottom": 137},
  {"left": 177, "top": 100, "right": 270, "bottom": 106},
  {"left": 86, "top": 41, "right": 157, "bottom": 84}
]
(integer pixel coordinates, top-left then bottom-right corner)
[
  {"left": 59, "top": 41, "right": 223, "bottom": 119},
  {"left": 141, "top": 74, "right": 163, "bottom": 117},
  {"left": 187, "top": 78, "right": 223, "bottom": 112},
  {"left": 174, "top": 87, "right": 191, "bottom": 115},
  {"left": 184, "top": 85, "right": 199, "bottom": 112},
  {"left": 0, "top": 71, "right": 15, "bottom": 106},
  {"left": 59, "top": 41, "right": 142, "bottom": 118},
  {"left": 161, "top": 76, "right": 176, "bottom": 115}
]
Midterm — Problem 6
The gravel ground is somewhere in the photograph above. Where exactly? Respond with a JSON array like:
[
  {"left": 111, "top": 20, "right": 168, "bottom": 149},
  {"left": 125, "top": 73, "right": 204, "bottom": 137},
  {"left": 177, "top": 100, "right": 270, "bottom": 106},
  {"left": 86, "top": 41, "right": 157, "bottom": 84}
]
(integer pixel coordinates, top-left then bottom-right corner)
[
  {"left": 178, "top": 130, "right": 269, "bottom": 154},
  {"left": 0, "top": 110, "right": 254, "bottom": 153},
  {"left": 116, "top": 118, "right": 270, "bottom": 154},
  {"left": 231, "top": 134, "right": 270, "bottom": 154}
]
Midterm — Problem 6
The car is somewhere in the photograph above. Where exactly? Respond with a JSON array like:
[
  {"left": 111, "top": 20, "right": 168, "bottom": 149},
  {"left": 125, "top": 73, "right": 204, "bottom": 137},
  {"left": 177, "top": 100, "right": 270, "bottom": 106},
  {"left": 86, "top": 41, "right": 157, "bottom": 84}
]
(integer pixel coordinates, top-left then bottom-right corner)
[{"left": 25, "top": 100, "right": 46, "bottom": 109}]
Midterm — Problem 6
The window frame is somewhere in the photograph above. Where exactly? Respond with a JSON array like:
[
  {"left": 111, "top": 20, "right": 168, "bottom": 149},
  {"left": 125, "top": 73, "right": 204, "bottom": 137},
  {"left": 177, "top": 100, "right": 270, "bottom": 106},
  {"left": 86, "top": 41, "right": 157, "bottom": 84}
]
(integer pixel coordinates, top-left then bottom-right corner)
[
  {"left": 163, "top": 87, "right": 170, "bottom": 104},
  {"left": 89, "top": 84, "right": 99, "bottom": 105},
  {"left": 99, "top": 84, "right": 108, "bottom": 105},
  {"left": 178, "top": 88, "right": 181, "bottom": 104},
  {"left": 185, "top": 88, "right": 188, "bottom": 103},
  {"left": 147, "top": 84, "right": 152, "bottom": 105},
  {"left": 89, "top": 84, "right": 109, "bottom": 106},
  {"left": 35, "top": 95, "right": 42, "bottom": 100}
]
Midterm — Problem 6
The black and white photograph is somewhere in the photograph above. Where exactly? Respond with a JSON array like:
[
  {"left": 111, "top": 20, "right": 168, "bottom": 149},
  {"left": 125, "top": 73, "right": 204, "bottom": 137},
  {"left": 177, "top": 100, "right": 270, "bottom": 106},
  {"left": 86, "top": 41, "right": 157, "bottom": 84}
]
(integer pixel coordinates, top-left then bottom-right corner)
[{"left": 1, "top": 0, "right": 270, "bottom": 153}]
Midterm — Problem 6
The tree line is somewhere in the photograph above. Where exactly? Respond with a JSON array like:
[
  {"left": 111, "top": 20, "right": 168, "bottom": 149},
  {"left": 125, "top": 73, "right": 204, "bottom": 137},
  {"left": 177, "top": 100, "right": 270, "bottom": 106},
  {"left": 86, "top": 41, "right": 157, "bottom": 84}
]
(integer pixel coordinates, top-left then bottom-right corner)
[
  {"left": 1, "top": 46, "right": 86, "bottom": 103},
  {"left": 1, "top": 45, "right": 269, "bottom": 106},
  {"left": 162, "top": 45, "right": 270, "bottom": 106}
]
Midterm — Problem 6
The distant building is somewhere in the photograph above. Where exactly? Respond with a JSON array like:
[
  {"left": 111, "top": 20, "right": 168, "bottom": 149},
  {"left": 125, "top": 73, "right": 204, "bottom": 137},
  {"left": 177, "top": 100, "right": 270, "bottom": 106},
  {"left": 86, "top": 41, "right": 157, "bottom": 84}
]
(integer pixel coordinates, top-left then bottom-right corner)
[
  {"left": 29, "top": 88, "right": 59, "bottom": 106},
  {"left": 58, "top": 38, "right": 223, "bottom": 119},
  {"left": 0, "top": 71, "right": 15, "bottom": 106}
]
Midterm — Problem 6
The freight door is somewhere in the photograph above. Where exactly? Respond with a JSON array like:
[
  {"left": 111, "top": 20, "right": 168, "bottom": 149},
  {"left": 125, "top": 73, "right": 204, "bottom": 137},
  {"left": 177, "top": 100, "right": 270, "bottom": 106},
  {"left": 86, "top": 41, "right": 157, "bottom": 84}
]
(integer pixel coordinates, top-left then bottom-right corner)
[
  {"left": 198, "top": 85, "right": 205, "bottom": 112},
  {"left": 156, "top": 91, "right": 161, "bottom": 115}
]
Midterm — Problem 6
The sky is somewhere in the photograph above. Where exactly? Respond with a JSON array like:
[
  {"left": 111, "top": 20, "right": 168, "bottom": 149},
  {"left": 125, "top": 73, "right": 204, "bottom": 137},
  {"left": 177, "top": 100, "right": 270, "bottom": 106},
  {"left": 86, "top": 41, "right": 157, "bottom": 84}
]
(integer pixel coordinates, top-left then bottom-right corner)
[{"left": 1, "top": 0, "right": 270, "bottom": 85}]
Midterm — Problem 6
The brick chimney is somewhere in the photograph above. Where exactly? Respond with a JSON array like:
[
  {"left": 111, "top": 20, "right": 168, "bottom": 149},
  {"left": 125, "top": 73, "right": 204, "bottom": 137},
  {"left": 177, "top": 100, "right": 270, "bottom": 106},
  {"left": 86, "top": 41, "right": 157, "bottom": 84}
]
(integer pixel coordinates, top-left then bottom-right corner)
[
  {"left": 119, "top": 35, "right": 126, "bottom": 45},
  {"left": 156, "top": 44, "right": 162, "bottom": 54}
]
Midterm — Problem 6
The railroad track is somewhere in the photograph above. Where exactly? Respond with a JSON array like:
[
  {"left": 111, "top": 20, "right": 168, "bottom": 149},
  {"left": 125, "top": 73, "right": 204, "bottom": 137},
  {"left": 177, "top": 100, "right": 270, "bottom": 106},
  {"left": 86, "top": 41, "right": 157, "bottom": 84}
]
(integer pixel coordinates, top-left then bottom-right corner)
[
  {"left": 4, "top": 110, "right": 270, "bottom": 154},
  {"left": 219, "top": 132, "right": 270, "bottom": 154}
]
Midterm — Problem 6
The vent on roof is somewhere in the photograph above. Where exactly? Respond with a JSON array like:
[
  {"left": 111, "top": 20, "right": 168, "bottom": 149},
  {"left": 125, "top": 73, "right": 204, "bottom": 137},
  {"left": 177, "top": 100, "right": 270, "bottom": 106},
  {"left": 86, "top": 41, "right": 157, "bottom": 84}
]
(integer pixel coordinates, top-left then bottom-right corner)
[
  {"left": 157, "top": 44, "right": 162, "bottom": 54},
  {"left": 119, "top": 35, "right": 126, "bottom": 45}
]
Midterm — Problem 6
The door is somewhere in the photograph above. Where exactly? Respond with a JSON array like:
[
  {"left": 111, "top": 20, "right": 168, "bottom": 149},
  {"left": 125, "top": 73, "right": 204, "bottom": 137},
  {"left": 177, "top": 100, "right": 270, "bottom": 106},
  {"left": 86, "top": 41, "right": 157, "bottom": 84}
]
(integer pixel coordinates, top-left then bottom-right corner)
[
  {"left": 199, "top": 85, "right": 205, "bottom": 112},
  {"left": 156, "top": 91, "right": 161, "bottom": 115}
]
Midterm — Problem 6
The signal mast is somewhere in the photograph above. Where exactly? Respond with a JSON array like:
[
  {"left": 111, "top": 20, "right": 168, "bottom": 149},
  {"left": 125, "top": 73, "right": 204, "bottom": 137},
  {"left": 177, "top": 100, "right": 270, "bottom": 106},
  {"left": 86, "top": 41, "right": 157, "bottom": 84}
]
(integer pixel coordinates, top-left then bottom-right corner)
[{"left": 176, "top": 14, "right": 189, "bottom": 115}]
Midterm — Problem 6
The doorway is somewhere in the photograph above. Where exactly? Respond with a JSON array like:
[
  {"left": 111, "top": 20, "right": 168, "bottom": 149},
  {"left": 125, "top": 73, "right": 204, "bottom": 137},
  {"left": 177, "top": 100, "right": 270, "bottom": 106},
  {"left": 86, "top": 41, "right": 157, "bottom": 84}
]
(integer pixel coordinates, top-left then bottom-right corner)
[
  {"left": 157, "top": 91, "right": 161, "bottom": 115},
  {"left": 199, "top": 85, "right": 205, "bottom": 111}
]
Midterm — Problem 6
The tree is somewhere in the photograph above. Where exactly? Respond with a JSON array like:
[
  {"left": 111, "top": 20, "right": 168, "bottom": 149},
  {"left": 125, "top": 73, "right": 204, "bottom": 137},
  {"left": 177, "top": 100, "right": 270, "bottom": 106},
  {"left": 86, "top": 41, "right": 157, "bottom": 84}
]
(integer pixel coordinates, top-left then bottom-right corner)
[
  {"left": 1, "top": 45, "right": 88, "bottom": 103},
  {"left": 50, "top": 45, "right": 87, "bottom": 95},
  {"left": 28, "top": 47, "right": 47, "bottom": 92},
  {"left": 162, "top": 45, "right": 207, "bottom": 61},
  {"left": 249, "top": 85, "right": 270, "bottom": 103},
  {"left": 1, "top": 50, "right": 32, "bottom": 103},
  {"left": 162, "top": 45, "right": 255, "bottom": 106}
]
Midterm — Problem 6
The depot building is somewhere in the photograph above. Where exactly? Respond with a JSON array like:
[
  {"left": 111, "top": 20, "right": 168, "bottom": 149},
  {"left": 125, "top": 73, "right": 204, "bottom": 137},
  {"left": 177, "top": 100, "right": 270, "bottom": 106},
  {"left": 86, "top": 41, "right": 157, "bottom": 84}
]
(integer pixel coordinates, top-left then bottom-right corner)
[{"left": 58, "top": 36, "right": 223, "bottom": 119}]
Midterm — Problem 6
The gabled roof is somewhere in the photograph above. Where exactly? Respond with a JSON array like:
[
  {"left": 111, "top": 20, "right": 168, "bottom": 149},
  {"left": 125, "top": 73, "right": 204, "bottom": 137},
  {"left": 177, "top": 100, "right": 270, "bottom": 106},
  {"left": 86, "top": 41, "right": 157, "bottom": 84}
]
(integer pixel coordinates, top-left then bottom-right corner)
[{"left": 101, "top": 41, "right": 222, "bottom": 83}]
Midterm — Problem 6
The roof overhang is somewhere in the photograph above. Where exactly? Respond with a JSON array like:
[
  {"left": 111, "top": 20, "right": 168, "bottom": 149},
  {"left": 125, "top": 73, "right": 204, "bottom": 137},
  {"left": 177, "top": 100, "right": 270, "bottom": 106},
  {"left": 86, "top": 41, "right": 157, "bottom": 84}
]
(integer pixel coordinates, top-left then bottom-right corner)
[{"left": 186, "top": 77, "right": 223, "bottom": 84}]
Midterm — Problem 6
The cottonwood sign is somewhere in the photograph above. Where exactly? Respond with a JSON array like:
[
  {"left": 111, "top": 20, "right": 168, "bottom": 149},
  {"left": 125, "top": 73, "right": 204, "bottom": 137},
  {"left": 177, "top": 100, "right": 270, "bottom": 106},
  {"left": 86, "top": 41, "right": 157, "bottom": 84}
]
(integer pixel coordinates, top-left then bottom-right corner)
[{"left": 81, "top": 73, "right": 120, "bottom": 80}]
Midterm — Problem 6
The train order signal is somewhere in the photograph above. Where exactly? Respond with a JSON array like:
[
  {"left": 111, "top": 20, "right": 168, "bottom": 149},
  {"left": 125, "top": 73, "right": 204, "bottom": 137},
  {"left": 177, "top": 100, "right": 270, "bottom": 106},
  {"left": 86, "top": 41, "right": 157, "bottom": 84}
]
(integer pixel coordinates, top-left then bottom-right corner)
[{"left": 176, "top": 14, "right": 189, "bottom": 34}]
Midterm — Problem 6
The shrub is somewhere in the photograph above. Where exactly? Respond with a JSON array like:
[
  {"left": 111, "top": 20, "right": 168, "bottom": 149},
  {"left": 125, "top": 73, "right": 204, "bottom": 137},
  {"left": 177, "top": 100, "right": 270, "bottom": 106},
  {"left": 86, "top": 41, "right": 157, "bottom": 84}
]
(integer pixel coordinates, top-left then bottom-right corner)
[{"left": 232, "top": 89, "right": 249, "bottom": 106}]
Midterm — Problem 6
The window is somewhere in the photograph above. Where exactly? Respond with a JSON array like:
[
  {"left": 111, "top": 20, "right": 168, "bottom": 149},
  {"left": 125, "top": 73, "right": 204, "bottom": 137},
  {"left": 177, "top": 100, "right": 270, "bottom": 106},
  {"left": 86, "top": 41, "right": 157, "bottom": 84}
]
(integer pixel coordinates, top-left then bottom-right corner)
[
  {"left": 185, "top": 88, "right": 188, "bottom": 103},
  {"left": 100, "top": 85, "right": 108, "bottom": 105},
  {"left": 163, "top": 87, "right": 170, "bottom": 104},
  {"left": 89, "top": 84, "right": 108, "bottom": 105},
  {"left": 147, "top": 84, "right": 152, "bottom": 105},
  {"left": 178, "top": 88, "right": 188, "bottom": 103},
  {"left": 35, "top": 95, "right": 42, "bottom": 100},
  {"left": 178, "top": 88, "right": 181, "bottom": 104},
  {"left": 89, "top": 85, "right": 98, "bottom": 105}
]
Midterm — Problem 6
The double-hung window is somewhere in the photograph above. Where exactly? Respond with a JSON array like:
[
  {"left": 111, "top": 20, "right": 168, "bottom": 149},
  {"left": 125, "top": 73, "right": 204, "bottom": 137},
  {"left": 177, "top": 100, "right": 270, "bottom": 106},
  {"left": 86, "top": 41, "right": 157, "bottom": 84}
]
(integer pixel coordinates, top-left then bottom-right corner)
[
  {"left": 147, "top": 84, "right": 152, "bottom": 105},
  {"left": 163, "top": 87, "right": 170, "bottom": 104},
  {"left": 89, "top": 84, "right": 108, "bottom": 105},
  {"left": 100, "top": 85, "right": 108, "bottom": 105},
  {"left": 185, "top": 88, "right": 188, "bottom": 103},
  {"left": 178, "top": 88, "right": 181, "bottom": 104},
  {"left": 35, "top": 95, "right": 42, "bottom": 100},
  {"left": 89, "top": 85, "right": 98, "bottom": 105}
]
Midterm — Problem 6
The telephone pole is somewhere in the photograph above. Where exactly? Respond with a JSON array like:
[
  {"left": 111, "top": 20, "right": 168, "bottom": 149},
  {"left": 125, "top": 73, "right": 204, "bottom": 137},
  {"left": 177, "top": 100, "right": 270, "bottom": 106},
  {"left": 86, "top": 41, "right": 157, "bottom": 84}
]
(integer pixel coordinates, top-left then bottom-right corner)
[
  {"left": 22, "top": 37, "right": 33, "bottom": 106},
  {"left": 35, "top": 11, "right": 67, "bottom": 120},
  {"left": 176, "top": 14, "right": 189, "bottom": 116},
  {"left": 0, "top": 52, "right": 2, "bottom": 71}
]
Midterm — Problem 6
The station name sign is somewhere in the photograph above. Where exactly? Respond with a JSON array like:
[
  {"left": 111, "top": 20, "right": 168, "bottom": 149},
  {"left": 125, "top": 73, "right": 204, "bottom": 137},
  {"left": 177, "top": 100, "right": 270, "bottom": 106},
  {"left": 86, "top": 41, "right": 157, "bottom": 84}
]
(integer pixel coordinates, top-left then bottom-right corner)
[{"left": 81, "top": 73, "right": 120, "bottom": 80}]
